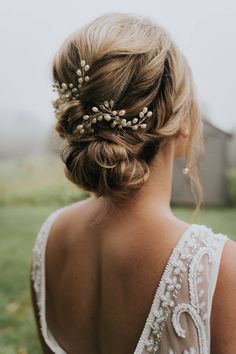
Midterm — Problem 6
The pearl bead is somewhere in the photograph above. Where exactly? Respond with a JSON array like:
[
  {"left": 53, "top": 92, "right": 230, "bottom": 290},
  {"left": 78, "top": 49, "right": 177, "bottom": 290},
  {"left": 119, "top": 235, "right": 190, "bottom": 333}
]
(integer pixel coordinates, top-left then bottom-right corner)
[
  {"left": 197, "top": 277, "right": 202, "bottom": 284},
  {"left": 78, "top": 78, "right": 84, "bottom": 84},
  {"left": 174, "top": 268, "right": 181, "bottom": 275},
  {"left": 92, "top": 118, "right": 97, "bottom": 124},
  {"left": 119, "top": 110, "right": 126, "bottom": 116},
  {"left": 104, "top": 114, "right": 111, "bottom": 121},
  {"left": 139, "top": 112, "right": 144, "bottom": 118},
  {"left": 80, "top": 60, "right": 86, "bottom": 67},
  {"left": 97, "top": 115, "right": 103, "bottom": 121},
  {"left": 143, "top": 107, "right": 148, "bottom": 113},
  {"left": 92, "top": 107, "right": 98, "bottom": 112},
  {"left": 167, "top": 285, "right": 174, "bottom": 291},
  {"left": 76, "top": 69, "right": 82, "bottom": 76},
  {"left": 140, "top": 123, "right": 147, "bottom": 129},
  {"left": 147, "top": 111, "right": 153, "bottom": 117},
  {"left": 85, "top": 76, "right": 90, "bottom": 82},
  {"left": 182, "top": 167, "right": 189, "bottom": 175},
  {"left": 132, "top": 125, "right": 138, "bottom": 130},
  {"left": 84, "top": 64, "right": 90, "bottom": 71},
  {"left": 83, "top": 115, "right": 90, "bottom": 120},
  {"left": 132, "top": 118, "right": 138, "bottom": 124}
]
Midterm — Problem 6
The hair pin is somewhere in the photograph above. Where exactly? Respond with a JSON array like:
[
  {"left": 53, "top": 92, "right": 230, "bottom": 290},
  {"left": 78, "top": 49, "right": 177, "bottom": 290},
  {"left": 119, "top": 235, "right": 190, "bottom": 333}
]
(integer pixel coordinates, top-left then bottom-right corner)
[
  {"left": 76, "top": 100, "right": 153, "bottom": 135},
  {"left": 52, "top": 59, "right": 90, "bottom": 106},
  {"left": 52, "top": 60, "right": 153, "bottom": 135}
]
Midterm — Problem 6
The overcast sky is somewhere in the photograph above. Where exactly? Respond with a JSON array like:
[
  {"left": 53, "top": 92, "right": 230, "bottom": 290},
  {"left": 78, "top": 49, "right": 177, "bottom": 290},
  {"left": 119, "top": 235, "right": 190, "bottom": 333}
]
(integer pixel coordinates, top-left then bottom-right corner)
[{"left": 0, "top": 0, "right": 236, "bottom": 147}]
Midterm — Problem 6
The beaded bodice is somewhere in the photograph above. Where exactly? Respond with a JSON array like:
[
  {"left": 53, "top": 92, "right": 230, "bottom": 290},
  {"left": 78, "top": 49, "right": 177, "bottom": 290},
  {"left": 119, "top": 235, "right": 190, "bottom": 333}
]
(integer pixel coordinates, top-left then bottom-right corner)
[{"left": 31, "top": 208, "right": 229, "bottom": 354}]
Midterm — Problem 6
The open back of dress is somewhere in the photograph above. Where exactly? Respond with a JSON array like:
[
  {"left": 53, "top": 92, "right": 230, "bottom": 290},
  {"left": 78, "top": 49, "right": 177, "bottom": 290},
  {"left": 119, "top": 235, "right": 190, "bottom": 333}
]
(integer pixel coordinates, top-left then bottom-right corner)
[{"left": 31, "top": 207, "right": 229, "bottom": 354}]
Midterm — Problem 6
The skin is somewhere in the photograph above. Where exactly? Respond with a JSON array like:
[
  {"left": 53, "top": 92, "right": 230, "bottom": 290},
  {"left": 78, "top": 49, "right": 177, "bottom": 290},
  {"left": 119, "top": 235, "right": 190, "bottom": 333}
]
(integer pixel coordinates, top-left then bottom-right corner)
[{"left": 30, "top": 120, "right": 236, "bottom": 353}]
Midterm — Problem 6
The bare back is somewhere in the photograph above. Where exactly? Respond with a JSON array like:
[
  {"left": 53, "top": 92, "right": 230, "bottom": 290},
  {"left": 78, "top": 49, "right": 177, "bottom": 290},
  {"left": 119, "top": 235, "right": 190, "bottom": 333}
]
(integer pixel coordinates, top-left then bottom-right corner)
[{"left": 35, "top": 197, "right": 192, "bottom": 353}]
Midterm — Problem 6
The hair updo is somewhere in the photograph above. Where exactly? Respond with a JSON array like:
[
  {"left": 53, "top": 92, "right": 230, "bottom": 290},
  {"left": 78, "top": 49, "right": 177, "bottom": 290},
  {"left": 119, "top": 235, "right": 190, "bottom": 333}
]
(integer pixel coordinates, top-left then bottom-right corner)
[{"left": 51, "top": 12, "right": 202, "bottom": 204}]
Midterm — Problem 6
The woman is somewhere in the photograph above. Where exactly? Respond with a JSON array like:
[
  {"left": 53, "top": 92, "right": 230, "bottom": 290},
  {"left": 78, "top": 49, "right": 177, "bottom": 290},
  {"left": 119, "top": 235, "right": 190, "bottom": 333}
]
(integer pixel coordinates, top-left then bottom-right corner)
[{"left": 30, "top": 13, "right": 236, "bottom": 354}]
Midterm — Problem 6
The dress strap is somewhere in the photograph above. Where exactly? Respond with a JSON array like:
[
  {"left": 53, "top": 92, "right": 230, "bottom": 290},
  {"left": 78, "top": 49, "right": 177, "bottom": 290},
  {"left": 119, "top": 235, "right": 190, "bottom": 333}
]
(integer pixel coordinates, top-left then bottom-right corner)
[
  {"left": 206, "top": 231, "right": 229, "bottom": 350},
  {"left": 31, "top": 207, "right": 67, "bottom": 354}
]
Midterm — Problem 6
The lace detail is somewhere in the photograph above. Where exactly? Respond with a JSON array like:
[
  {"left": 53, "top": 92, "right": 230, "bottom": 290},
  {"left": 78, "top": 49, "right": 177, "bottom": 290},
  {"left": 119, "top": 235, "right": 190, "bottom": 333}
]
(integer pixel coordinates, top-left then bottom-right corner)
[
  {"left": 171, "top": 303, "right": 207, "bottom": 352},
  {"left": 134, "top": 225, "right": 228, "bottom": 354}
]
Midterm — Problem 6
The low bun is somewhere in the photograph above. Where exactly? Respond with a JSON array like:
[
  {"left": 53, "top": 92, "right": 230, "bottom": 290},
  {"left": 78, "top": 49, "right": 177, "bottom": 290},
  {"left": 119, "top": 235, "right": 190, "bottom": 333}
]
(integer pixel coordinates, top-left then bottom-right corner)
[{"left": 62, "top": 132, "right": 150, "bottom": 202}]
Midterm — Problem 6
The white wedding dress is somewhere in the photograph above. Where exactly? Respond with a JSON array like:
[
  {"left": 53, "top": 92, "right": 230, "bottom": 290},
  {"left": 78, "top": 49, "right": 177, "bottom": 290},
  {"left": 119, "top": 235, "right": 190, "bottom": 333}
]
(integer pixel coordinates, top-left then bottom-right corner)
[{"left": 31, "top": 207, "right": 229, "bottom": 354}]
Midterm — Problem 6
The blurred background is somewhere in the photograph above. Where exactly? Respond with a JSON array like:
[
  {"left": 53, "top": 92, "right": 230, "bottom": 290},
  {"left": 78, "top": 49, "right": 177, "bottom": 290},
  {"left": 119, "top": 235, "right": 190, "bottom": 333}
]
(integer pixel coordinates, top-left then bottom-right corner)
[{"left": 0, "top": 0, "right": 236, "bottom": 353}]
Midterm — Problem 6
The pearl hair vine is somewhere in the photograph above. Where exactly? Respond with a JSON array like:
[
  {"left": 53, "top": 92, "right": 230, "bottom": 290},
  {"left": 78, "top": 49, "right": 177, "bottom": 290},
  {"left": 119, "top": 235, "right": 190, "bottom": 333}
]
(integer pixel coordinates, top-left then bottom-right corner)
[
  {"left": 77, "top": 100, "right": 153, "bottom": 135},
  {"left": 52, "top": 59, "right": 90, "bottom": 106},
  {"left": 52, "top": 59, "right": 153, "bottom": 135}
]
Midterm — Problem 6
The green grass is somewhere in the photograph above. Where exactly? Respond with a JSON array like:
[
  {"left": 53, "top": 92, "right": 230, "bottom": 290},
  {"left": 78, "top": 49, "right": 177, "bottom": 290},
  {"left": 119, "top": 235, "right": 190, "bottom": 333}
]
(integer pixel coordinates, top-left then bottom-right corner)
[
  {"left": 174, "top": 206, "right": 236, "bottom": 237},
  {"left": 0, "top": 204, "right": 236, "bottom": 353},
  {"left": 0, "top": 206, "right": 56, "bottom": 354},
  {"left": 0, "top": 155, "right": 89, "bottom": 206},
  {"left": 228, "top": 168, "right": 236, "bottom": 206}
]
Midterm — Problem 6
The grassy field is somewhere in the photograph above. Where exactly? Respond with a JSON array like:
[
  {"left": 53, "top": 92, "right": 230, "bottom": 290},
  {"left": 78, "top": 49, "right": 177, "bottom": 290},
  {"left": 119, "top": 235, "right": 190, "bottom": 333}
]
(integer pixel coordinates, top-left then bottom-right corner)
[{"left": 0, "top": 155, "right": 236, "bottom": 353}]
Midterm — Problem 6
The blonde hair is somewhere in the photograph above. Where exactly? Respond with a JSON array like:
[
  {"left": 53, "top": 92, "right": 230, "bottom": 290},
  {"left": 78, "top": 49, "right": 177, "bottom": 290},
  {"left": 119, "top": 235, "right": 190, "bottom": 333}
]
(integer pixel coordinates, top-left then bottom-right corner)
[{"left": 52, "top": 12, "right": 203, "bottom": 207}]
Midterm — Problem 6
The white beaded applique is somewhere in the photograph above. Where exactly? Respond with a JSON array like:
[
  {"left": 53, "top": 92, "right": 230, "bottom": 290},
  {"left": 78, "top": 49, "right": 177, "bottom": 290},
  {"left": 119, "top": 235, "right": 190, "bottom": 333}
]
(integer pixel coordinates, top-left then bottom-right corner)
[{"left": 133, "top": 225, "right": 228, "bottom": 354}]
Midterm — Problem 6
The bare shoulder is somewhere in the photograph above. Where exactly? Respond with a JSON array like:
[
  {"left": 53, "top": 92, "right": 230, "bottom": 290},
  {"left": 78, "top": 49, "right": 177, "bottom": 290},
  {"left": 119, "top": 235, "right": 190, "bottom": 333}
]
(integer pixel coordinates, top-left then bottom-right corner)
[
  {"left": 53, "top": 196, "right": 94, "bottom": 229},
  {"left": 211, "top": 238, "right": 236, "bottom": 354},
  {"left": 45, "top": 197, "right": 94, "bottom": 269},
  {"left": 49, "top": 195, "right": 96, "bottom": 237}
]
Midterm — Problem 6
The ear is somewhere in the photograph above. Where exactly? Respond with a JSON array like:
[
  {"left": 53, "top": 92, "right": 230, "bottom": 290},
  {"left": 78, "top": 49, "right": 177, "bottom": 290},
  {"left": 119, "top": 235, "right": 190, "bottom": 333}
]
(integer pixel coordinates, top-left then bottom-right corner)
[
  {"left": 174, "top": 118, "right": 190, "bottom": 159},
  {"left": 178, "top": 118, "right": 190, "bottom": 138}
]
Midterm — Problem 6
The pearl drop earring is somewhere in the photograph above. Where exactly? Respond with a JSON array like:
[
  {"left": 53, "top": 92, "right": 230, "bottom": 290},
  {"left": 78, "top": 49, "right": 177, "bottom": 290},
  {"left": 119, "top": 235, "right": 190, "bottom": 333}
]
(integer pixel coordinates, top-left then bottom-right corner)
[
  {"left": 182, "top": 167, "right": 190, "bottom": 175},
  {"left": 182, "top": 154, "right": 190, "bottom": 175}
]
